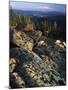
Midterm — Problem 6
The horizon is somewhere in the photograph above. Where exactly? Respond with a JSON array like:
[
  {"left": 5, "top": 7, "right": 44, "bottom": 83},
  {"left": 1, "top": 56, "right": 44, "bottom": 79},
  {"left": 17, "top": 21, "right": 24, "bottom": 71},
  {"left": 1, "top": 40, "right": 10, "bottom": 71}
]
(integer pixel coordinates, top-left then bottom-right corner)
[{"left": 10, "top": 1, "right": 66, "bottom": 14}]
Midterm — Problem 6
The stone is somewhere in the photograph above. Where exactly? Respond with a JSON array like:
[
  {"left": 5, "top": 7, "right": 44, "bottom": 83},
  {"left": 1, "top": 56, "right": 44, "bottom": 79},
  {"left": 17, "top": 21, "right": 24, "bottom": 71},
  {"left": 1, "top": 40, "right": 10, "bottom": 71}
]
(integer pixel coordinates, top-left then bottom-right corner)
[
  {"left": 55, "top": 40, "right": 61, "bottom": 44},
  {"left": 10, "top": 64, "right": 16, "bottom": 73},
  {"left": 33, "top": 76, "right": 38, "bottom": 80},
  {"left": 23, "top": 64, "right": 29, "bottom": 68},
  {"left": 30, "top": 73, "right": 35, "bottom": 77},
  {"left": 57, "top": 43, "right": 64, "bottom": 48},
  {"left": 27, "top": 68, "right": 33, "bottom": 72},
  {"left": 10, "top": 72, "right": 25, "bottom": 88},
  {"left": 9, "top": 58, "right": 16, "bottom": 64},
  {"left": 9, "top": 58, "right": 16, "bottom": 73},
  {"left": 25, "top": 30, "right": 42, "bottom": 44},
  {"left": 38, "top": 40, "right": 45, "bottom": 46},
  {"left": 10, "top": 29, "right": 34, "bottom": 51},
  {"left": 63, "top": 42, "right": 66, "bottom": 47}
]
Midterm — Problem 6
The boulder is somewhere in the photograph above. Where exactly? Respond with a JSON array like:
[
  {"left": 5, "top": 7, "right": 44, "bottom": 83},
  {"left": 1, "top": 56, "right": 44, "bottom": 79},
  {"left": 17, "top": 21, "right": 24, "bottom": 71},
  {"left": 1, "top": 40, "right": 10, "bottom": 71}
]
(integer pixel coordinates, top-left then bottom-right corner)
[
  {"left": 9, "top": 58, "right": 16, "bottom": 73},
  {"left": 10, "top": 72, "right": 25, "bottom": 88},
  {"left": 25, "top": 30, "right": 42, "bottom": 44},
  {"left": 55, "top": 40, "right": 61, "bottom": 44},
  {"left": 10, "top": 29, "right": 34, "bottom": 51}
]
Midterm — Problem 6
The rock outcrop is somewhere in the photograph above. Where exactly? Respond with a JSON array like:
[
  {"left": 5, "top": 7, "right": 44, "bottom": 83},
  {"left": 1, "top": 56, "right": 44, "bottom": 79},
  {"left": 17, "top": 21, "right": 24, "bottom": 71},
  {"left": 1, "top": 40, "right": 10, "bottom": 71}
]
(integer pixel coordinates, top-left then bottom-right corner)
[
  {"left": 10, "top": 72, "right": 25, "bottom": 88},
  {"left": 10, "top": 28, "right": 66, "bottom": 88},
  {"left": 33, "top": 42, "right": 66, "bottom": 81},
  {"left": 10, "top": 29, "right": 34, "bottom": 51},
  {"left": 25, "top": 30, "right": 42, "bottom": 44},
  {"left": 10, "top": 47, "right": 65, "bottom": 88}
]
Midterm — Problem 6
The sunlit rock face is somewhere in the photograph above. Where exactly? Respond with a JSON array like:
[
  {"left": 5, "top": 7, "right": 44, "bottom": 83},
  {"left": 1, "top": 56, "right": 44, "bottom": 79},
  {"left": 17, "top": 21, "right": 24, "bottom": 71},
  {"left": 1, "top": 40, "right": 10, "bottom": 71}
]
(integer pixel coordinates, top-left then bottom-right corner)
[
  {"left": 10, "top": 29, "right": 34, "bottom": 51},
  {"left": 55, "top": 40, "right": 66, "bottom": 48},
  {"left": 25, "top": 30, "right": 42, "bottom": 44}
]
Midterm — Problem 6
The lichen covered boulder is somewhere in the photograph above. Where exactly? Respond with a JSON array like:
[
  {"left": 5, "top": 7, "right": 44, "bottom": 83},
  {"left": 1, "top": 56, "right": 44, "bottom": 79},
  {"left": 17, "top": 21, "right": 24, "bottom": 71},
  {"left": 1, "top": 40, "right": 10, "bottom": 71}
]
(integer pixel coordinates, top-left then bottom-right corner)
[{"left": 10, "top": 29, "right": 34, "bottom": 51}]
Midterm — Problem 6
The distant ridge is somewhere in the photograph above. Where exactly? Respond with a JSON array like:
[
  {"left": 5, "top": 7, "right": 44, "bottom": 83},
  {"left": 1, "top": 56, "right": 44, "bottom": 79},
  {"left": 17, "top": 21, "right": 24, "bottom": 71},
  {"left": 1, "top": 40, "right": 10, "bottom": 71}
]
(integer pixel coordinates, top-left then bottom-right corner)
[{"left": 12, "top": 9, "right": 65, "bottom": 16}]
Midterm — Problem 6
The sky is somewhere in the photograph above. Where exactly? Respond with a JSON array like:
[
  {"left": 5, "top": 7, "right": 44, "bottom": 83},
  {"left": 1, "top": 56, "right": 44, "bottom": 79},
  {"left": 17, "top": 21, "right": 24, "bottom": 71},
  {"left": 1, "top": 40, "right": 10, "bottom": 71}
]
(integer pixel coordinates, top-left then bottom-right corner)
[{"left": 10, "top": 1, "right": 66, "bottom": 13}]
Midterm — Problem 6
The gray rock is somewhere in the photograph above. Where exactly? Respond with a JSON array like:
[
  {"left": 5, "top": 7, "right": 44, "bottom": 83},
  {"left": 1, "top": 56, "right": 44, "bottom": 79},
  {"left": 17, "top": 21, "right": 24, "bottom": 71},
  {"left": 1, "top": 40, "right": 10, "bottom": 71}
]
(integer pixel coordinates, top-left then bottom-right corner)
[
  {"left": 33, "top": 42, "right": 66, "bottom": 82},
  {"left": 10, "top": 47, "right": 65, "bottom": 88}
]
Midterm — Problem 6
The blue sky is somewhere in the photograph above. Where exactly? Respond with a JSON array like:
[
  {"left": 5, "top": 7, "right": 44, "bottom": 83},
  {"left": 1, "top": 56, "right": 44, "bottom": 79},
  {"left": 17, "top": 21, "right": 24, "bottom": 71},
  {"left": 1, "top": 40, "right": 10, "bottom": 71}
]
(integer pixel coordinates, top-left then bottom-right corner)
[{"left": 10, "top": 1, "right": 66, "bottom": 13}]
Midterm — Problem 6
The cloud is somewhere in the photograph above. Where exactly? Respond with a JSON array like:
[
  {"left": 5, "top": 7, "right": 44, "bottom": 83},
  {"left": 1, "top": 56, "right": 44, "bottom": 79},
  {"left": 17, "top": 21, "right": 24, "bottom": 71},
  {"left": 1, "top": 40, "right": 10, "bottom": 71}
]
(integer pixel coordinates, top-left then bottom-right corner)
[
  {"left": 10, "top": 2, "right": 54, "bottom": 11},
  {"left": 36, "top": 6, "right": 53, "bottom": 10}
]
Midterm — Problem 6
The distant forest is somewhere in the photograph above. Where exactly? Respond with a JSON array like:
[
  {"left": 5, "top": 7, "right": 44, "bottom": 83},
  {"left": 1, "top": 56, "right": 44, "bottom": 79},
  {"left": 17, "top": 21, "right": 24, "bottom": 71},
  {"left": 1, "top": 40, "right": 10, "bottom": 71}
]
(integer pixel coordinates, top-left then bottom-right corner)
[{"left": 9, "top": 8, "right": 66, "bottom": 41}]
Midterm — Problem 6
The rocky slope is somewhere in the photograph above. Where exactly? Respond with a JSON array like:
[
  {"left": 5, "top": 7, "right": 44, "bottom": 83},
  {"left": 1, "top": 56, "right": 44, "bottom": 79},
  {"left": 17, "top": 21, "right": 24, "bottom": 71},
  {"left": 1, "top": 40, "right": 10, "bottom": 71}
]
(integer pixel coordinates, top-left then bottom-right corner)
[{"left": 9, "top": 28, "right": 66, "bottom": 88}]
